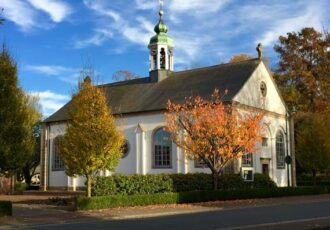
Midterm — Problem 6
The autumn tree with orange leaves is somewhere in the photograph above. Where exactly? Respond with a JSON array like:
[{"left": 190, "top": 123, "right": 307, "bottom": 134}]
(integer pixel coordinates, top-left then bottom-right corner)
[{"left": 165, "top": 89, "right": 264, "bottom": 189}]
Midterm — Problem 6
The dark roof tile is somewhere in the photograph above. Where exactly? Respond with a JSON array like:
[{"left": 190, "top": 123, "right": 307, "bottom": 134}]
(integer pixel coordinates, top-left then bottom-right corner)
[{"left": 44, "top": 58, "right": 261, "bottom": 123}]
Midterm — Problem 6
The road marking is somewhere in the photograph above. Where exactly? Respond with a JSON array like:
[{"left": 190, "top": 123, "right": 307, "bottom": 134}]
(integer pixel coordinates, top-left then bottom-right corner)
[{"left": 218, "top": 216, "right": 330, "bottom": 230}]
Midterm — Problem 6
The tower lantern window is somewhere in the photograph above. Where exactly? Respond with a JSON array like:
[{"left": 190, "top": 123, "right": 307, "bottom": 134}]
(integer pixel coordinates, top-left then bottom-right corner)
[{"left": 160, "top": 48, "right": 166, "bottom": 69}]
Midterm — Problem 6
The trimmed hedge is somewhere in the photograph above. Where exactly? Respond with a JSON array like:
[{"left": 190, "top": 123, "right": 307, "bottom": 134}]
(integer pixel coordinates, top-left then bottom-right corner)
[
  {"left": 250, "top": 173, "right": 277, "bottom": 189},
  {"left": 92, "top": 173, "right": 256, "bottom": 196},
  {"left": 0, "top": 201, "right": 12, "bottom": 217},
  {"left": 93, "top": 174, "right": 173, "bottom": 196},
  {"left": 297, "top": 174, "right": 330, "bottom": 186},
  {"left": 169, "top": 173, "right": 213, "bottom": 192},
  {"left": 76, "top": 186, "right": 330, "bottom": 210}
]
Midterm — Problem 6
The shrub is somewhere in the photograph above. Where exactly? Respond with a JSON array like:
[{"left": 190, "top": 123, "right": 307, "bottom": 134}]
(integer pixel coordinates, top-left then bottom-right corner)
[
  {"left": 218, "top": 174, "right": 246, "bottom": 190},
  {"left": 92, "top": 174, "right": 173, "bottom": 196},
  {"left": 169, "top": 173, "right": 213, "bottom": 192},
  {"left": 14, "top": 182, "right": 26, "bottom": 193},
  {"left": 0, "top": 201, "right": 12, "bottom": 216},
  {"left": 250, "top": 173, "right": 277, "bottom": 188},
  {"left": 76, "top": 186, "right": 330, "bottom": 210},
  {"left": 92, "top": 173, "right": 281, "bottom": 196},
  {"left": 76, "top": 193, "right": 179, "bottom": 210},
  {"left": 297, "top": 174, "right": 330, "bottom": 186}
]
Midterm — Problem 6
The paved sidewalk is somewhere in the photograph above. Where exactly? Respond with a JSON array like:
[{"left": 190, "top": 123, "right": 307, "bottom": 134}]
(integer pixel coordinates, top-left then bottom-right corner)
[{"left": 1, "top": 194, "right": 330, "bottom": 229}]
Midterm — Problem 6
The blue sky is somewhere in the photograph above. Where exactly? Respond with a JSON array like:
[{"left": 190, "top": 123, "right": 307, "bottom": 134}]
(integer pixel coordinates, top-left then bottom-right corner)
[{"left": 0, "top": 0, "right": 329, "bottom": 117}]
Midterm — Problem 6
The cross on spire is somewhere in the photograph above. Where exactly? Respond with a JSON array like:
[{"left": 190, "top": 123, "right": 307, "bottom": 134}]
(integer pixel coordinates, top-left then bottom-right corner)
[{"left": 159, "top": 0, "right": 164, "bottom": 11}]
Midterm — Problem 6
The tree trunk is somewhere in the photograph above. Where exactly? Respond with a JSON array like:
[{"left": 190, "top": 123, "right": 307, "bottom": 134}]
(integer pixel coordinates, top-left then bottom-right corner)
[
  {"left": 312, "top": 169, "right": 316, "bottom": 187},
  {"left": 212, "top": 172, "right": 218, "bottom": 190},
  {"left": 86, "top": 175, "right": 92, "bottom": 197},
  {"left": 23, "top": 167, "right": 32, "bottom": 187},
  {"left": 10, "top": 175, "right": 15, "bottom": 195}
]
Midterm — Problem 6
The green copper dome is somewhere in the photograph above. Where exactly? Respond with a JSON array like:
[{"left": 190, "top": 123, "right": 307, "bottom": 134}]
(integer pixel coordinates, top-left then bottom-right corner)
[
  {"left": 154, "top": 20, "right": 168, "bottom": 33},
  {"left": 149, "top": 10, "right": 174, "bottom": 47}
]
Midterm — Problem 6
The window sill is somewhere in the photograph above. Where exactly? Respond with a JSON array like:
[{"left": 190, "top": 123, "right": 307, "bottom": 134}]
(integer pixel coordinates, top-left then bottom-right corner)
[
  {"left": 152, "top": 166, "right": 172, "bottom": 169},
  {"left": 52, "top": 168, "right": 65, "bottom": 172}
]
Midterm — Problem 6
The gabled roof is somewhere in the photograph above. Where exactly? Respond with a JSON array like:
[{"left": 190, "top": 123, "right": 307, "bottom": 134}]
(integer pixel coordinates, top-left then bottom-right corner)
[{"left": 44, "top": 58, "right": 262, "bottom": 123}]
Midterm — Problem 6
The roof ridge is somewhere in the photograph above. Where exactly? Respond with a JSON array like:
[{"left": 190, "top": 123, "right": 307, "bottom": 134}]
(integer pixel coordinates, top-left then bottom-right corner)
[
  {"left": 98, "top": 77, "right": 150, "bottom": 88},
  {"left": 173, "top": 58, "right": 261, "bottom": 74}
]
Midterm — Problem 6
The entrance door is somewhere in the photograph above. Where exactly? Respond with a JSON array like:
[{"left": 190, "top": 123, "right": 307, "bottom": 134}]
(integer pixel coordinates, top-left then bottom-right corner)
[{"left": 262, "top": 164, "right": 269, "bottom": 175}]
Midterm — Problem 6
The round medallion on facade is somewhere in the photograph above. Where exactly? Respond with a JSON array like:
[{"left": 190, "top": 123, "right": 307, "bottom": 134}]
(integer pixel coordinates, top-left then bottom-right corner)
[
  {"left": 260, "top": 81, "right": 267, "bottom": 97},
  {"left": 121, "top": 140, "right": 130, "bottom": 158}
]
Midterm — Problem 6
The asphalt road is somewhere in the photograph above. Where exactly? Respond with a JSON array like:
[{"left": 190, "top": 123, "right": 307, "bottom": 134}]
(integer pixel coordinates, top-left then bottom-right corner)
[{"left": 22, "top": 199, "right": 330, "bottom": 230}]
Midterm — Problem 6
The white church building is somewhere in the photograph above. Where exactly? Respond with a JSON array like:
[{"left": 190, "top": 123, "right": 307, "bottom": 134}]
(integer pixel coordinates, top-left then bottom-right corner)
[{"left": 40, "top": 9, "right": 294, "bottom": 190}]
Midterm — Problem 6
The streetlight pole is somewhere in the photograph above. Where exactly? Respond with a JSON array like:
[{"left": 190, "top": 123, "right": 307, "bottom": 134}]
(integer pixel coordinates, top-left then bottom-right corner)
[
  {"left": 290, "top": 106, "right": 297, "bottom": 187},
  {"left": 285, "top": 106, "right": 297, "bottom": 187},
  {"left": 285, "top": 112, "right": 290, "bottom": 187}
]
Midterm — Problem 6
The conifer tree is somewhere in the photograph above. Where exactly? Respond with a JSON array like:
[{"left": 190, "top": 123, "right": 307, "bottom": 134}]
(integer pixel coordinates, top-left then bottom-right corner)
[
  {"left": 0, "top": 48, "right": 27, "bottom": 177},
  {"left": 58, "top": 77, "right": 124, "bottom": 197}
]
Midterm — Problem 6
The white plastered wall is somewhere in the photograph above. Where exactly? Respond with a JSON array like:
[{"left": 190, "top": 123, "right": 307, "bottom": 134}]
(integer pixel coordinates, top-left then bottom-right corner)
[
  {"left": 47, "top": 112, "right": 211, "bottom": 189},
  {"left": 234, "top": 62, "right": 291, "bottom": 187}
]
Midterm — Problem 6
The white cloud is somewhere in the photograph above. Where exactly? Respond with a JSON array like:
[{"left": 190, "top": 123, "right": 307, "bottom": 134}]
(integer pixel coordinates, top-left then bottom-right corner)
[
  {"left": 80, "top": 0, "right": 227, "bottom": 65},
  {"left": 0, "top": 0, "right": 37, "bottom": 30},
  {"left": 25, "top": 65, "right": 80, "bottom": 84},
  {"left": 74, "top": 29, "right": 113, "bottom": 49},
  {"left": 135, "top": 0, "right": 158, "bottom": 10},
  {"left": 0, "top": 0, "right": 72, "bottom": 31},
  {"left": 83, "top": 0, "right": 120, "bottom": 22},
  {"left": 169, "top": 0, "right": 229, "bottom": 15},
  {"left": 79, "top": 0, "right": 330, "bottom": 68},
  {"left": 80, "top": 0, "right": 154, "bottom": 48},
  {"left": 29, "top": 90, "right": 70, "bottom": 117},
  {"left": 25, "top": 65, "right": 77, "bottom": 75},
  {"left": 258, "top": 4, "right": 324, "bottom": 47},
  {"left": 27, "top": 0, "right": 72, "bottom": 22}
]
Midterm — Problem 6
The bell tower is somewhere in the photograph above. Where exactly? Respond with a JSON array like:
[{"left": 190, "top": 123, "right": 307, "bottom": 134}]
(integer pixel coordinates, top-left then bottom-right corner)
[{"left": 148, "top": 1, "right": 174, "bottom": 82}]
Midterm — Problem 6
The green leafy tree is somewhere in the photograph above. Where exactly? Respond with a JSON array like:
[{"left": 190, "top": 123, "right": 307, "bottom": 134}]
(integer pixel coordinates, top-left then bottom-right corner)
[
  {"left": 296, "top": 113, "right": 330, "bottom": 185},
  {"left": 20, "top": 94, "right": 42, "bottom": 186},
  {"left": 0, "top": 48, "right": 27, "bottom": 177},
  {"left": 0, "top": 48, "right": 42, "bottom": 188},
  {"left": 58, "top": 77, "right": 124, "bottom": 197}
]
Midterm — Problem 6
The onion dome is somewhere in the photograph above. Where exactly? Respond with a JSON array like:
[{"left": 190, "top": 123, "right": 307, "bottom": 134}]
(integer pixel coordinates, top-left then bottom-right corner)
[{"left": 149, "top": 10, "right": 174, "bottom": 47}]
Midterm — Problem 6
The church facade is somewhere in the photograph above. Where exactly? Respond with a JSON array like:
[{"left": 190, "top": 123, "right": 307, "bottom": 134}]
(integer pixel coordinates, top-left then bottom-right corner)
[{"left": 40, "top": 9, "right": 294, "bottom": 191}]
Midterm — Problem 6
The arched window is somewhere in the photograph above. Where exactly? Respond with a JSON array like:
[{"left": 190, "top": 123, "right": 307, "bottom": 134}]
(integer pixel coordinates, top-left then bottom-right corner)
[
  {"left": 276, "top": 131, "right": 285, "bottom": 169},
  {"left": 160, "top": 48, "right": 166, "bottom": 69},
  {"left": 121, "top": 140, "right": 130, "bottom": 159},
  {"left": 53, "top": 136, "right": 65, "bottom": 171},
  {"left": 153, "top": 127, "right": 172, "bottom": 168}
]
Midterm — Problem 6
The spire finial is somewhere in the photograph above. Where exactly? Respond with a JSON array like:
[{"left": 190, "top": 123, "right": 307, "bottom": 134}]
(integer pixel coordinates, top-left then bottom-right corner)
[
  {"left": 159, "top": 0, "right": 164, "bottom": 19},
  {"left": 159, "top": 0, "right": 164, "bottom": 11}
]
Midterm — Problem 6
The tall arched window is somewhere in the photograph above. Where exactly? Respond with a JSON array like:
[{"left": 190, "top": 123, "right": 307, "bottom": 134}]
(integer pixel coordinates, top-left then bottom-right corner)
[
  {"left": 153, "top": 127, "right": 172, "bottom": 168},
  {"left": 276, "top": 131, "right": 285, "bottom": 169},
  {"left": 53, "top": 136, "right": 65, "bottom": 171}
]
